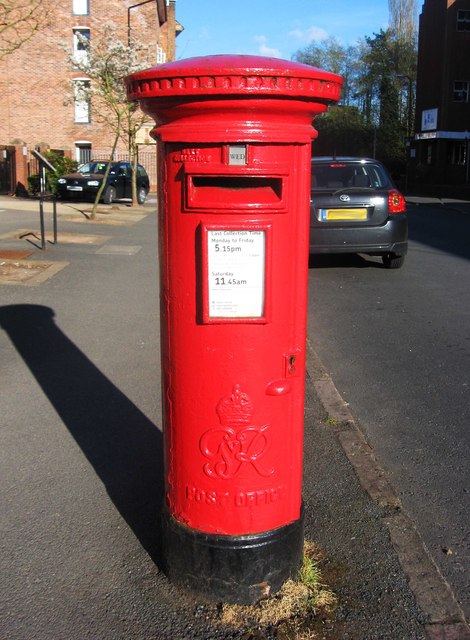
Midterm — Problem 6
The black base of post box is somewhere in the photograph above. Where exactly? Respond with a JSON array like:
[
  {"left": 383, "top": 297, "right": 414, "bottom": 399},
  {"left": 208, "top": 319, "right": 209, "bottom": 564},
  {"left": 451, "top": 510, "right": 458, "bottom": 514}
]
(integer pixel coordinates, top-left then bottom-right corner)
[{"left": 161, "top": 505, "right": 304, "bottom": 604}]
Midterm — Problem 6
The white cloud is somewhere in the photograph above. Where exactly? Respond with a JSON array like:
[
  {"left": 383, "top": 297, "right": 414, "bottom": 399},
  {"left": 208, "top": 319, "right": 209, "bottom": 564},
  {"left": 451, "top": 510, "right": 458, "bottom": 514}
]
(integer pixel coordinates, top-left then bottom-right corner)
[
  {"left": 254, "top": 35, "right": 282, "bottom": 58},
  {"left": 288, "top": 25, "right": 329, "bottom": 43}
]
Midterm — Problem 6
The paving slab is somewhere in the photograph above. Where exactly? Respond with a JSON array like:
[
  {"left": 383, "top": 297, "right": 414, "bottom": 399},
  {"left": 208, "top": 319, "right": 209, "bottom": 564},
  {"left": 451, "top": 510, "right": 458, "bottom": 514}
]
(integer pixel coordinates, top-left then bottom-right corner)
[{"left": 95, "top": 245, "right": 142, "bottom": 255}]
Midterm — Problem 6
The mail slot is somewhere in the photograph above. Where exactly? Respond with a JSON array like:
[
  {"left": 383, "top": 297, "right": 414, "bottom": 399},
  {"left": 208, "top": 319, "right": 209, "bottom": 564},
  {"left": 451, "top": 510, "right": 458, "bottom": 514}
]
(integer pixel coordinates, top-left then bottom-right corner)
[
  {"left": 187, "top": 175, "right": 284, "bottom": 209},
  {"left": 126, "top": 54, "right": 342, "bottom": 604}
]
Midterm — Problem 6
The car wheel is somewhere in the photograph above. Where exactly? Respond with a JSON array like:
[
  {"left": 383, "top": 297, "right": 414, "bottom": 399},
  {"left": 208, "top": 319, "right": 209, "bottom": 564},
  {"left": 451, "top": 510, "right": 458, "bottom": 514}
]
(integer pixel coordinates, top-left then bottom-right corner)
[
  {"left": 382, "top": 253, "right": 405, "bottom": 269},
  {"left": 137, "top": 187, "right": 147, "bottom": 205},
  {"left": 103, "top": 186, "right": 116, "bottom": 204}
]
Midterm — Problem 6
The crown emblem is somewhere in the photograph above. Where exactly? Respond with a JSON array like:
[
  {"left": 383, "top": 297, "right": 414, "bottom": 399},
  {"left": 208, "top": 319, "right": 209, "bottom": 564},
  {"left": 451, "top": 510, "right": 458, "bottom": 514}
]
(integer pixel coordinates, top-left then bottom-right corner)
[{"left": 216, "top": 384, "right": 254, "bottom": 426}]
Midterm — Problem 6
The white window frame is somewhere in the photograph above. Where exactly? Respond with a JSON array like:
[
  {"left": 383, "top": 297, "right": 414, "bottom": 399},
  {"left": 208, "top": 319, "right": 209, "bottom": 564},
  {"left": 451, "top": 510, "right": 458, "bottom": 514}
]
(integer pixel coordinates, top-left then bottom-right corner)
[
  {"left": 73, "top": 79, "right": 91, "bottom": 123},
  {"left": 74, "top": 141, "right": 92, "bottom": 164},
  {"left": 156, "top": 45, "right": 166, "bottom": 65},
  {"left": 73, "top": 27, "right": 90, "bottom": 65},
  {"left": 73, "top": 0, "right": 89, "bottom": 16}
]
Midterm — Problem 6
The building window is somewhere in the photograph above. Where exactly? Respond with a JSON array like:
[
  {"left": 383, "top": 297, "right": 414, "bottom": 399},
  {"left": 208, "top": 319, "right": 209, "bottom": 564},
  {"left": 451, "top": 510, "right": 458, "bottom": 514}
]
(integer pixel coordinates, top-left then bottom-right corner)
[
  {"left": 156, "top": 45, "right": 166, "bottom": 64},
  {"left": 424, "top": 142, "right": 433, "bottom": 165},
  {"left": 447, "top": 141, "right": 467, "bottom": 166},
  {"left": 73, "top": 0, "right": 89, "bottom": 15},
  {"left": 453, "top": 81, "right": 469, "bottom": 102},
  {"left": 457, "top": 10, "right": 470, "bottom": 32},
  {"left": 73, "top": 80, "right": 91, "bottom": 123},
  {"left": 73, "top": 28, "right": 90, "bottom": 65},
  {"left": 75, "top": 142, "right": 92, "bottom": 164}
]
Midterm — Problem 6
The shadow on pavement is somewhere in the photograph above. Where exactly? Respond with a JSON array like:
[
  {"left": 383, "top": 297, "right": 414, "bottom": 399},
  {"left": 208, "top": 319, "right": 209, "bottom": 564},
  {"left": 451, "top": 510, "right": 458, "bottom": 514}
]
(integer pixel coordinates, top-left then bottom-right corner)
[
  {"left": 308, "top": 253, "right": 382, "bottom": 269},
  {"left": 0, "top": 304, "right": 164, "bottom": 565},
  {"left": 408, "top": 204, "right": 470, "bottom": 261}
]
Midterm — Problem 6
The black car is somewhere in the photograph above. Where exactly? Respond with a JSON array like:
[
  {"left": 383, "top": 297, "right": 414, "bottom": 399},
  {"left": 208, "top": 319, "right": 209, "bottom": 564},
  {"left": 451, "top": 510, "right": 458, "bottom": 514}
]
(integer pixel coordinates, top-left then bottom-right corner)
[
  {"left": 310, "top": 157, "right": 408, "bottom": 268},
  {"left": 57, "top": 161, "right": 150, "bottom": 204}
]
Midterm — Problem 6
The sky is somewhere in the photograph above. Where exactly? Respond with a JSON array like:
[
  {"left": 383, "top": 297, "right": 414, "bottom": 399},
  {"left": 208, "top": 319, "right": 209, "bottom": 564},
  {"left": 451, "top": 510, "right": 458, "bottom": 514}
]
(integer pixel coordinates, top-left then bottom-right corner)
[{"left": 174, "top": 0, "right": 395, "bottom": 62}]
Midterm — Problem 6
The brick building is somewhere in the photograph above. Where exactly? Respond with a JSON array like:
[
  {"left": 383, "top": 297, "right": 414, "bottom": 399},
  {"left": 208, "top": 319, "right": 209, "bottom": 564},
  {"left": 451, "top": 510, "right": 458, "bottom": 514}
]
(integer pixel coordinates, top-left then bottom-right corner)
[
  {"left": 411, "top": 0, "right": 470, "bottom": 191},
  {"left": 0, "top": 0, "right": 182, "bottom": 193}
]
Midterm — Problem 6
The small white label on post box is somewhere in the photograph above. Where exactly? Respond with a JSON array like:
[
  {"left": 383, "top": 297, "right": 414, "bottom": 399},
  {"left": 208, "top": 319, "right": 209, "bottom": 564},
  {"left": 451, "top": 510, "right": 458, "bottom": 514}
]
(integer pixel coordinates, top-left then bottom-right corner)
[
  {"left": 207, "top": 230, "right": 265, "bottom": 318},
  {"left": 228, "top": 145, "right": 247, "bottom": 165}
]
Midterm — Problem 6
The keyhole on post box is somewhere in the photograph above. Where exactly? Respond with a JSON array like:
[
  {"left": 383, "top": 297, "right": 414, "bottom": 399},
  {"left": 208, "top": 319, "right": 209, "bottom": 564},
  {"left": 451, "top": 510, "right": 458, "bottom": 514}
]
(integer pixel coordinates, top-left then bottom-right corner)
[{"left": 288, "top": 355, "right": 296, "bottom": 374}]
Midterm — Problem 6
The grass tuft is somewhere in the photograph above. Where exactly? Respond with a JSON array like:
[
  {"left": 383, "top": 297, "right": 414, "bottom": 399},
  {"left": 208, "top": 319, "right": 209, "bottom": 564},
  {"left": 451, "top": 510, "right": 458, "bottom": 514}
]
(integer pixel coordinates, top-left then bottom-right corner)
[{"left": 218, "top": 540, "right": 337, "bottom": 639}]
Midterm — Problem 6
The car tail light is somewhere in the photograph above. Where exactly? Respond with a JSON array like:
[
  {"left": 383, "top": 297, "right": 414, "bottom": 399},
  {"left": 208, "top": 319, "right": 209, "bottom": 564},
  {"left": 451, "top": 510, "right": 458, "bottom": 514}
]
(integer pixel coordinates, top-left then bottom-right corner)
[{"left": 388, "top": 190, "right": 406, "bottom": 213}]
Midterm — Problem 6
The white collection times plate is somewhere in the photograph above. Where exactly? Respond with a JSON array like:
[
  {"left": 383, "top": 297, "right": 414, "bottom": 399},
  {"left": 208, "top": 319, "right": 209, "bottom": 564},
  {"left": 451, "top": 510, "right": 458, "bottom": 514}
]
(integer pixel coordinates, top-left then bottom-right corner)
[{"left": 207, "top": 230, "right": 266, "bottom": 318}]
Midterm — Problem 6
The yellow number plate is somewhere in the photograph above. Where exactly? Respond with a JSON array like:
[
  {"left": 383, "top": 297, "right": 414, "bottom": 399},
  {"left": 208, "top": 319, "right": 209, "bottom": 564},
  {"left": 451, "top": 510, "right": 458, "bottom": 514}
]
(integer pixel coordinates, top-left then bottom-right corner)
[{"left": 321, "top": 208, "right": 368, "bottom": 221}]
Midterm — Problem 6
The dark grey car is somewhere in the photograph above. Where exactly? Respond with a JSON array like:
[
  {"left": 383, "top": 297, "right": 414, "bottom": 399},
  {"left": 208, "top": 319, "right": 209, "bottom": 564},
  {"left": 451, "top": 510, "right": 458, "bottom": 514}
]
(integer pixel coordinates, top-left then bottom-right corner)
[{"left": 310, "top": 157, "right": 408, "bottom": 268}]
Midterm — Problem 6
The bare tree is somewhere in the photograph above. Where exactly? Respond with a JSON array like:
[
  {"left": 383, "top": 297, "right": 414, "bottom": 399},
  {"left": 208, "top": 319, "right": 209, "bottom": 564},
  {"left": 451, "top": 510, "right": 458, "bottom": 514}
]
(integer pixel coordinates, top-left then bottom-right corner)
[
  {"left": 388, "top": 0, "right": 418, "bottom": 140},
  {"left": 389, "top": 0, "right": 419, "bottom": 43},
  {"left": 0, "top": 0, "right": 48, "bottom": 58}
]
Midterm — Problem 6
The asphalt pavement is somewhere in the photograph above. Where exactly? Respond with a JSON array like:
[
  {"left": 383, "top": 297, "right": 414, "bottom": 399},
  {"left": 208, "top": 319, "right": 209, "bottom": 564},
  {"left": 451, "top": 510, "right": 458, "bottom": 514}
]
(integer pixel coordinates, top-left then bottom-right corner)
[{"left": 0, "top": 195, "right": 469, "bottom": 639}]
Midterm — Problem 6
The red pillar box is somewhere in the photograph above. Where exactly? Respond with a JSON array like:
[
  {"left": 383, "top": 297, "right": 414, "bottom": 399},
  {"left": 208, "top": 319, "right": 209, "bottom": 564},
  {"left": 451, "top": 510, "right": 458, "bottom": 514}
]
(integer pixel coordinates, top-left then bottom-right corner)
[{"left": 126, "top": 55, "right": 342, "bottom": 603}]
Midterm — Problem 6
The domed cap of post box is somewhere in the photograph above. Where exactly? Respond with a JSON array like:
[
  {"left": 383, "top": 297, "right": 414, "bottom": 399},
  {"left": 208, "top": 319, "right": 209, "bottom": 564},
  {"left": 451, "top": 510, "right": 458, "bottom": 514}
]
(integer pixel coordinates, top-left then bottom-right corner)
[{"left": 126, "top": 54, "right": 342, "bottom": 104}]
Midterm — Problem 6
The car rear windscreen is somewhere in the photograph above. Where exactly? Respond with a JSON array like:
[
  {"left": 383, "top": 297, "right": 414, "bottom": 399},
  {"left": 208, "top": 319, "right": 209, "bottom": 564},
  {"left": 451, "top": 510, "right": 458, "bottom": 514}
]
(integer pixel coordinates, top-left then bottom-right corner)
[{"left": 311, "top": 163, "right": 388, "bottom": 190}]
